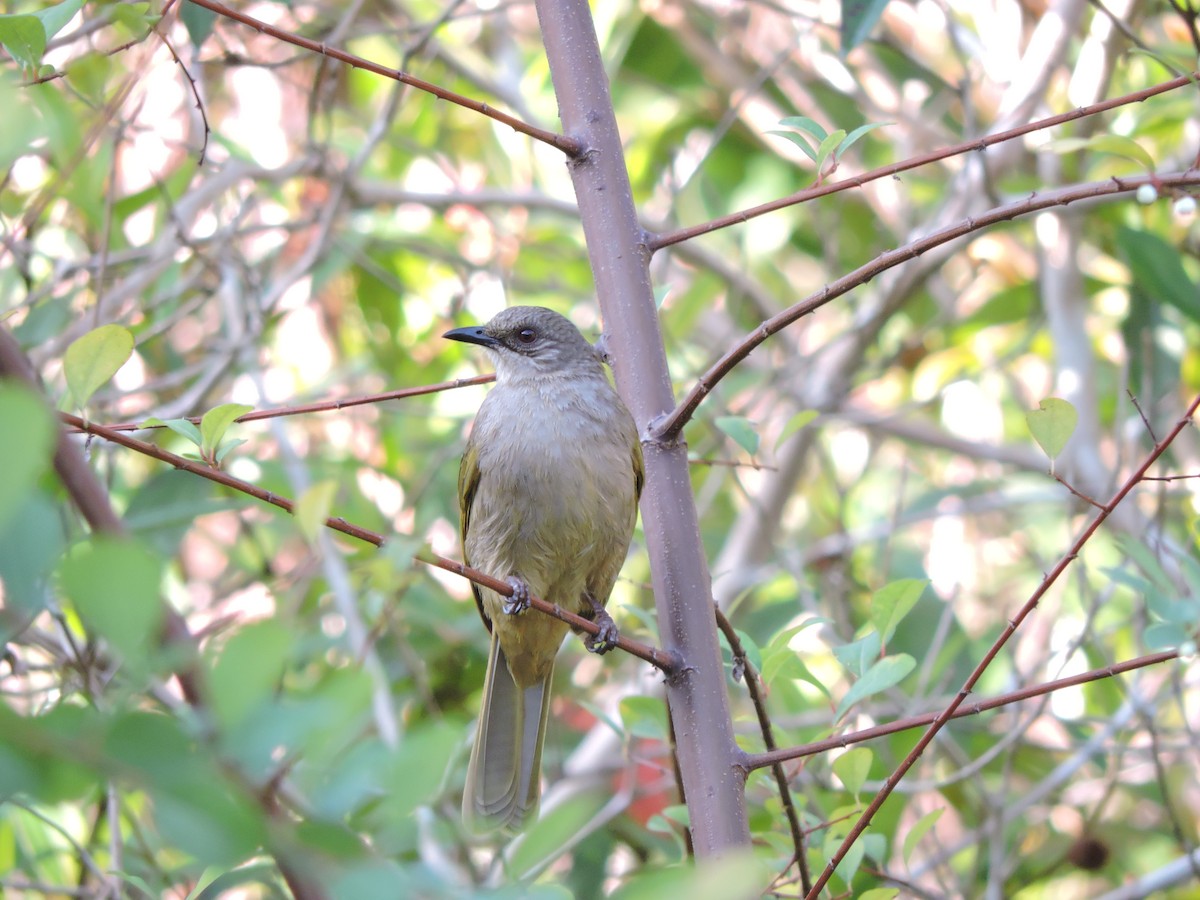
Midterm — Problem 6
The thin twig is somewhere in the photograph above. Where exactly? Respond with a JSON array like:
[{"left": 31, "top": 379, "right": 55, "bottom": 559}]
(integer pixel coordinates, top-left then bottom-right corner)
[
  {"left": 805, "top": 392, "right": 1200, "bottom": 898},
  {"left": 714, "top": 607, "right": 811, "bottom": 894},
  {"left": 648, "top": 72, "right": 1199, "bottom": 251},
  {"left": 654, "top": 170, "right": 1200, "bottom": 442},
  {"left": 67, "top": 373, "right": 496, "bottom": 433},
  {"left": 746, "top": 648, "right": 1179, "bottom": 770},
  {"left": 185, "top": 0, "right": 580, "bottom": 154}
]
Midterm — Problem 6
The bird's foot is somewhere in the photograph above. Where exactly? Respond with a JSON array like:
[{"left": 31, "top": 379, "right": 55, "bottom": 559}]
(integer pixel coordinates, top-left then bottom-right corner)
[
  {"left": 503, "top": 576, "right": 531, "bottom": 615},
  {"left": 582, "top": 592, "right": 619, "bottom": 654}
]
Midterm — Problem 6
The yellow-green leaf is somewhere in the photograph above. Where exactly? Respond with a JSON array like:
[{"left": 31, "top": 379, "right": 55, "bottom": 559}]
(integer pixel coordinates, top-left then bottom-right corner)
[
  {"left": 64, "top": 324, "right": 133, "bottom": 411},
  {"left": 903, "top": 807, "right": 944, "bottom": 863},
  {"left": 1026, "top": 398, "right": 1077, "bottom": 461},
  {"left": 199, "top": 403, "right": 252, "bottom": 457},
  {"left": 833, "top": 747, "right": 873, "bottom": 797},
  {"left": 294, "top": 480, "right": 337, "bottom": 545}
]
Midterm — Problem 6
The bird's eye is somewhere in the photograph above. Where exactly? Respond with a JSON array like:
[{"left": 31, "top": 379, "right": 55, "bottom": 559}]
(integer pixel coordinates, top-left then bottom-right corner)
[{"left": 516, "top": 328, "right": 538, "bottom": 344}]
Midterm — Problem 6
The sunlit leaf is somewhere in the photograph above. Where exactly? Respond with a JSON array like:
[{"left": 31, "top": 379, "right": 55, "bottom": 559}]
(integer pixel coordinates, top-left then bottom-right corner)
[
  {"left": 63, "top": 324, "right": 133, "bottom": 411},
  {"left": 1025, "top": 398, "right": 1077, "bottom": 461},
  {"left": 903, "top": 807, "right": 944, "bottom": 863},
  {"left": 833, "top": 747, "right": 873, "bottom": 797},
  {"left": 294, "top": 480, "right": 337, "bottom": 544},
  {"left": 870, "top": 579, "right": 927, "bottom": 645},
  {"left": 835, "top": 653, "right": 915, "bottom": 721},
  {"left": 199, "top": 403, "right": 252, "bottom": 458}
]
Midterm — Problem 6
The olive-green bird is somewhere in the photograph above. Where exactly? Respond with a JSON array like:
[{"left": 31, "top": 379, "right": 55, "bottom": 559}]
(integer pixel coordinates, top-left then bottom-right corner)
[{"left": 445, "top": 306, "right": 643, "bottom": 833}]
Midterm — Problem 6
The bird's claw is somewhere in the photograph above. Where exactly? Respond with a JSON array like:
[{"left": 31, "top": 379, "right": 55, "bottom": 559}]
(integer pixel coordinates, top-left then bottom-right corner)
[
  {"left": 589, "top": 612, "right": 619, "bottom": 654},
  {"left": 584, "top": 595, "right": 619, "bottom": 654},
  {"left": 503, "top": 576, "right": 531, "bottom": 615}
]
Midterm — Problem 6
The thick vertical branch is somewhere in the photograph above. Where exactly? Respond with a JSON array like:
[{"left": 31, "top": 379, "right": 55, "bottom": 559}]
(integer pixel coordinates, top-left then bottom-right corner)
[{"left": 532, "top": 0, "right": 751, "bottom": 855}]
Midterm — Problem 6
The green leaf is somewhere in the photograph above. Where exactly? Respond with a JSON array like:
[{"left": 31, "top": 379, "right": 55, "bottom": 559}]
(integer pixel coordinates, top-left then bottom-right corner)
[
  {"left": 841, "top": 0, "right": 890, "bottom": 53},
  {"left": 824, "top": 825, "right": 867, "bottom": 886},
  {"left": 63, "top": 324, "right": 134, "bottom": 411},
  {"left": 815, "top": 129, "right": 847, "bottom": 169},
  {"left": 835, "top": 653, "right": 915, "bottom": 721},
  {"left": 180, "top": 2, "right": 217, "bottom": 47},
  {"left": 1116, "top": 227, "right": 1200, "bottom": 324},
  {"left": 32, "top": 0, "right": 84, "bottom": 40},
  {"left": 610, "top": 852, "right": 764, "bottom": 900},
  {"left": 0, "top": 15, "right": 46, "bottom": 71},
  {"left": 1025, "top": 398, "right": 1077, "bottom": 461},
  {"left": 142, "top": 416, "right": 203, "bottom": 447},
  {"left": 833, "top": 747, "right": 873, "bottom": 797},
  {"left": 838, "top": 121, "right": 890, "bottom": 155},
  {"left": 778, "top": 116, "right": 829, "bottom": 142},
  {"left": 714, "top": 415, "right": 760, "bottom": 456},
  {"left": 1041, "top": 134, "right": 1155, "bottom": 170},
  {"left": 0, "top": 494, "right": 63, "bottom": 615},
  {"left": 58, "top": 537, "right": 164, "bottom": 665},
  {"left": 509, "top": 789, "right": 611, "bottom": 880},
  {"left": 903, "top": 807, "right": 944, "bottom": 863},
  {"left": 208, "top": 619, "right": 293, "bottom": 731},
  {"left": 870, "top": 579, "right": 927, "bottom": 645},
  {"left": 199, "top": 403, "right": 252, "bottom": 458},
  {"left": 0, "top": 384, "right": 55, "bottom": 531},
  {"left": 767, "top": 129, "right": 817, "bottom": 162},
  {"left": 776, "top": 410, "right": 818, "bottom": 450},
  {"left": 620, "top": 694, "right": 669, "bottom": 741},
  {"left": 832, "top": 630, "right": 881, "bottom": 678},
  {"left": 213, "top": 438, "right": 247, "bottom": 464},
  {"left": 294, "top": 480, "right": 337, "bottom": 545}
]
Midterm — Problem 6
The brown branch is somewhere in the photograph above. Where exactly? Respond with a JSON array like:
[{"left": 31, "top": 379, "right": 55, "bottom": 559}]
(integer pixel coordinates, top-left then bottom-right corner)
[
  {"left": 60, "top": 413, "right": 678, "bottom": 673},
  {"left": 747, "top": 649, "right": 1179, "bottom": 770},
  {"left": 68, "top": 373, "right": 496, "bottom": 433},
  {"left": 184, "top": 0, "right": 580, "bottom": 155},
  {"left": 653, "top": 169, "right": 1200, "bottom": 443},
  {"left": 805, "top": 391, "right": 1200, "bottom": 899},
  {"left": 648, "top": 72, "right": 1199, "bottom": 251},
  {"left": 714, "top": 607, "right": 810, "bottom": 894}
]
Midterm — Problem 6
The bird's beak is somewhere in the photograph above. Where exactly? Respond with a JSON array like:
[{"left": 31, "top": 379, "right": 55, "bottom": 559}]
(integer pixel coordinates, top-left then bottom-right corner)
[{"left": 443, "top": 325, "right": 500, "bottom": 349}]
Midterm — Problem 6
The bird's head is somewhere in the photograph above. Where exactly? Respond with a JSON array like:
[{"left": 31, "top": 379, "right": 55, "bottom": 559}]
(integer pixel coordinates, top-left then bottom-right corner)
[{"left": 443, "top": 306, "right": 604, "bottom": 381}]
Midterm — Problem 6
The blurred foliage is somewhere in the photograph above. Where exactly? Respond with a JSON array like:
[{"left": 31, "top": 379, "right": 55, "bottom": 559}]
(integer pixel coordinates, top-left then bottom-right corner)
[{"left": 1, "top": 0, "right": 1199, "bottom": 898}]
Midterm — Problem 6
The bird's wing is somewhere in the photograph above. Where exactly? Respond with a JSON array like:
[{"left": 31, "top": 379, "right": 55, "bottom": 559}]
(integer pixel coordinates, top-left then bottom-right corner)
[{"left": 457, "top": 436, "right": 491, "bottom": 632}]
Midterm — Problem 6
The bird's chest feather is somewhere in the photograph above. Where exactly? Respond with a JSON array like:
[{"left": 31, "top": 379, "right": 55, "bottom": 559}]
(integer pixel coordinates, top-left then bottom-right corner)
[{"left": 467, "top": 382, "right": 633, "bottom": 572}]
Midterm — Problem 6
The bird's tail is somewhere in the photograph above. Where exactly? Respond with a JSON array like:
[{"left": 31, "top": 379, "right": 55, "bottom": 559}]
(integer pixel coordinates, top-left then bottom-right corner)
[{"left": 463, "top": 633, "right": 552, "bottom": 833}]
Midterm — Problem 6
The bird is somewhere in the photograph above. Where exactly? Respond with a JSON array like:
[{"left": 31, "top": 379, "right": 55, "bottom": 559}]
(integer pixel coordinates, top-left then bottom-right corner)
[{"left": 445, "top": 306, "right": 643, "bottom": 833}]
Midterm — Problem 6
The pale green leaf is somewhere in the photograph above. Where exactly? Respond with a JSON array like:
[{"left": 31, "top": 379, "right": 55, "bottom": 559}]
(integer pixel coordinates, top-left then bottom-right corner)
[
  {"left": 870, "top": 579, "right": 927, "bottom": 645},
  {"left": 815, "top": 129, "right": 847, "bottom": 168},
  {"left": 64, "top": 324, "right": 133, "bottom": 411},
  {"left": 778, "top": 116, "right": 829, "bottom": 141},
  {"left": 903, "top": 807, "right": 944, "bottom": 863},
  {"left": 59, "top": 537, "right": 163, "bottom": 665},
  {"left": 776, "top": 410, "right": 818, "bottom": 450},
  {"left": 32, "top": 0, "right": 84, "bottom": 40},
  {"left": 767, "top": 129, "right": 818, "bottom": 161},
  {"left": 199, "top": 403, "right": 252, "bottom": 457},
  {"left": 838, "top": 121, "right": 890, "bottom": 155},
  {"left": 0, "top": 15, "right": 46, "bottom": 70},
  {"left": 1025, "top": 398, "right": 1077, "bottom": 461},
  {"left": 294, "top": 480, "right": 337, "bottom": 544},
  {"left": 833, "top": 747, "right": 873, "bottom": 797},
  {"left": 0, "top": 385, "right": 54, "bottom": 530},
  {"left": 835, "top": 653, "right": 915, "bottom": 721},
  {"left": 715, "top": 415, "right": 760, "bottom": 456}
]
